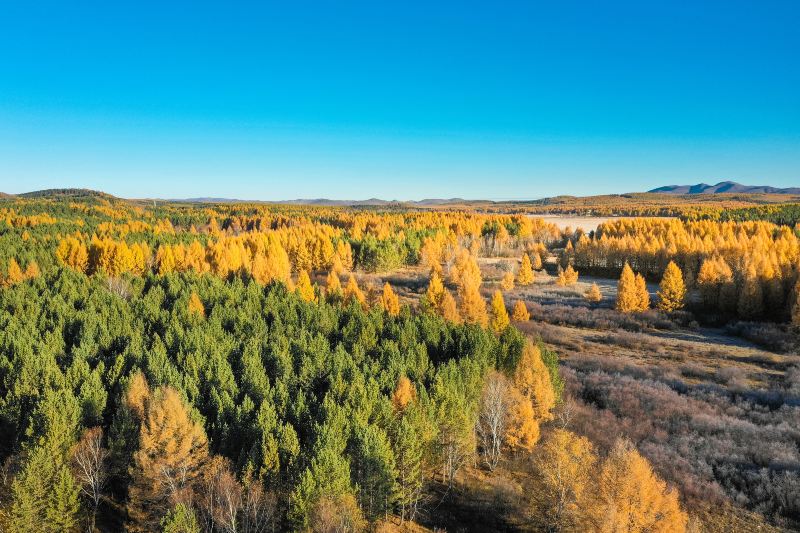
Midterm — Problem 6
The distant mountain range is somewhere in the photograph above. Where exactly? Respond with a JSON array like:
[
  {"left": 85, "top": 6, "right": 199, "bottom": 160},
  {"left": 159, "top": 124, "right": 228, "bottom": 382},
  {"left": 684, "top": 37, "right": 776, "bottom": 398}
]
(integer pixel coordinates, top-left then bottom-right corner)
[
  {"left": 648, "top": 181, "right": 800, "bottom": 195},
  {"left": 4, "top": 183, "right": 800, "bottom": 205},
  {"left": 175, "top": 197, "right": 468, "bottom": 206}
]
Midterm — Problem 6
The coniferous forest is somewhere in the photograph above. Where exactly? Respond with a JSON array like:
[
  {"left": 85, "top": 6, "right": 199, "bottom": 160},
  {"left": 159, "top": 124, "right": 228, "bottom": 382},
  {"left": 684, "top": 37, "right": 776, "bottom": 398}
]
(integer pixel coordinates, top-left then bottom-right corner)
[{"left": 0, "top": 192, "right": 798, "bottom": 531}]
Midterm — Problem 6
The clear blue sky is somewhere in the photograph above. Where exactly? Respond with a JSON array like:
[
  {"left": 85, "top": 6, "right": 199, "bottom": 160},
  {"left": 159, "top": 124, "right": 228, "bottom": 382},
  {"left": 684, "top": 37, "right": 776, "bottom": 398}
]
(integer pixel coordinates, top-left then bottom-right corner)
[{"left": 0, "top": 1, "right": 798, "bottom": 200}]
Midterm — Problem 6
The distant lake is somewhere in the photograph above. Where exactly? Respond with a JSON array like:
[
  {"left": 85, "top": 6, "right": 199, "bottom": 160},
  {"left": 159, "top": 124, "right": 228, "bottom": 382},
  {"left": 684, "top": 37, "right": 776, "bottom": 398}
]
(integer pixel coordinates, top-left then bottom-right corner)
[{"left": 531, "top": 215, "right": 674, "bottom": 232}]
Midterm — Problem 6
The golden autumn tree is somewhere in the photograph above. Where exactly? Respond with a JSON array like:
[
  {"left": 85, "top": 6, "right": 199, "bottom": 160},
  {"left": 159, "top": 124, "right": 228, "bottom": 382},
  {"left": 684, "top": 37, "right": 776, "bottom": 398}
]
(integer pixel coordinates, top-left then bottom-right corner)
[
  {"left": 425, "top": 270, "right": 447, "bottom": 313},
  {"left": 459, "top": 279, "right": 488, "bottom": 326},
  {"left": 127, "top": 387, "right": 209, "bottom": 533},
  {"left": 326, "top": 269, "right": 342, "bottom": 297},
  {"left": 585, "top": 282, "right": 602, "bottom": 303},
  {"left": 455, "top": 252, "right": 487, "bottom": 326},
  {"left": 156, "top": 245, "right": 177, "bottom": 275},
  {"left": 296, "top": 271, "right": 317, "bottom": 303},
  {"left": 511, "top": 300, "right": 530, "bottom": 321},
  {"left": 616, "top": 263, "right": 643, "bottom": 313},
  {"left": 500, "top": 271, "right": 515, "bottom": 291},
  {"left": 530, "top": 252, "right": 543, "bottom": 270},
  {"left": 56, "top": 236, "right": 89, "bottom": 273},
  {"left": 438, "top": 290, "right": 461, "bottom": 323},
  {"left": 513, "top": 342, "right": 555, "bottom": 422},
  {"left": 489, "top": 290, "right": 510, "bottom": 334},
  {"left": 556, "top": 264, "right": 579, "bottom": 286},
  {"left": 23, "top": 261, "right": 40, "bottom": 280},
  {"left": 392, "top": 375, "right": 416, "bottom": 412},
  {"left": 504, "top": 386, "right": 540, "bottom": 452},
  {"left": 379, "top": 282, "right": 400, "bottom": 316},
  {"left": 532, "top": 429, "right": 598, "bottom": 532},
  {"left": 657, "top": 261, "right": 686, "bottom": 312},
  {"left": 187, "top": 293, "right": 205, "bottom": 317},
  {"left": 636, "top": 272, "right": 650, "bottom": 311},
  {"left": 516, "top": 253, "right": 535, "bottom": 286},
  {"left": 344, "top": 274, "right": 366, "bottom": 306},
  {"left": 594, "top": 440, "right": 688, "bottom": 533},
  {"left": 3, "top": 259, "right": 25, "bottom": 287}
]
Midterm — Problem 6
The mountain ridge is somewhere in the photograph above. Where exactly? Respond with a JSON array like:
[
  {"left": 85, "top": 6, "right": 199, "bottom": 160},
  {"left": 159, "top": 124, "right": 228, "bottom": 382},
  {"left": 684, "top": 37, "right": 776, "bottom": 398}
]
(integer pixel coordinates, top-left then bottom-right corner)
[{"left": 649, "top": 181, "right": 800, "bottom": 195}]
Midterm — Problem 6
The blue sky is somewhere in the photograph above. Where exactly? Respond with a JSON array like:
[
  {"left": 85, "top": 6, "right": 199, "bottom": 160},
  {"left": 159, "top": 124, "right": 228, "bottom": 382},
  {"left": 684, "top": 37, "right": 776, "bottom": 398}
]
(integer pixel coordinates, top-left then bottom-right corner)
[{"left": 0, "top": 1, "right": 798, "bottom": 200}]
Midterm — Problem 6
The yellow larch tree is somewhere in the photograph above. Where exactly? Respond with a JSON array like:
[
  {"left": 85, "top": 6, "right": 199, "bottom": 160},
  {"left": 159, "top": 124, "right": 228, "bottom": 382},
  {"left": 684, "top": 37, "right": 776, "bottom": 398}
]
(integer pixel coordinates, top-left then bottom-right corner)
[
  {"left": 516, "top": 253, "right": 535, "bottom": 286},
  {"left": 344, "top": 274, "right": 366, "bottom": 306},
  {"left": 657, "top": 261, "right": 686, "bottom": 312},
  {"left": 392, "top": 375, "right": 416, "bottom": 412},
  {"left": 127, "top": 387, "right": 209, "bottom": 533},
  {"left": 187, "top": 292, "right": 205, "bottom": 317},
  {"left": 3, "top": 259, "right": 24, "bottom": 287},
  {"left": 585, "top": 283, "right": 602, "bottom": 303},
  {"left": 23, "top": 261, "right": 40, "bottom": 280},
  {"left": 458, "top": 279, "right": 488, "bottom": 326},
  {"left": 489, "top": 290, "right": 510, "bottom": 334},
  {"left": 530, "top": 252, "right": 543, "bottom": 270},
  {"left": 438, "top": 290, "right": 461, "bottom": 323},
  {"left": 326, "top": 269, "right": 342, "bottom": 298},
  {"left": 556, "top": 264, "right": 579, "bottom": 286},
  {"left": 426, "top": 269, "right": 446, "bottom": 308},
  {"left": 296, "top": 270, "right": 317, "bottom": 303},
  {"left": 56, "top": 236, "right": 89, "bottom": 273},
  {"left": 504, "top": 386, "right": 540, "bottom": 452},
  {"left": 532, "top": 429, "right": 598, "bottom": 532},
  {"left": 616, "top": 263, "right": 642, "bottom": 313},
  {"left": 379, "top": 282, "right": 400, "bottom": 316},
  {"left": 513, "top": 342, "right": 555, "bottom": 422},
  {"left": 511, "top": 300, "right": 530, "bottom": 321},
  {"left": 594, "top": 440, "right": 687, "bottom": 533},
  {"left": 500, "top": 271, "right": 515, "bottom": 291},
  {"left": 636, "top": 272, "right": 650, "bottom": 311}
]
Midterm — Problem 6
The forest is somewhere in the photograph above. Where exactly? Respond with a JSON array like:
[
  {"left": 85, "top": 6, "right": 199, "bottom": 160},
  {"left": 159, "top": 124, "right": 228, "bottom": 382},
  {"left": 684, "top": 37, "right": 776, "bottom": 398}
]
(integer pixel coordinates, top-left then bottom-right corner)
[{"left": 0, "top": 191, "right": 798, "bottom": 532}]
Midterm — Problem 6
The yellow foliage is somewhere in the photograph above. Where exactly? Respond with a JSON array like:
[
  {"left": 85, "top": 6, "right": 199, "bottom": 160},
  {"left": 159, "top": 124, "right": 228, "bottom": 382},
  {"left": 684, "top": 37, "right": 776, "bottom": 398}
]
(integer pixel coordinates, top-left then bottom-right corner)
[
  {"left": 326, "top": 270, "right": 342, "bottom": 296},
  {"left": 511, "top": 299, "right": 530, "bottom": 321},
  {"left": 392, "top": 375, "right": 417, "bottom": 412},
  {"left": 556, "top": 264, "right": 579, "bottom": 286},
  {"left": 3, "top": 259, "right": 25, "bottom": 287},
  {"left": 532, "top": 429, "right": 598, "bottom": 532},
  {"left": 585, "top": 283, "right": 602, "bottom": 303},
  {"left": 56, "top": 236, "right": 89, "bottom": 273},
  {"left": 635, "top": 273, "right": 650, "bottom": 310},
  {"left": 504, "top": 386, "right": 540, "bottom": 452},
  {"left": 514, "top": 342, "right": 555, "bottom": 422},
  {"left": 516, "top": 254, "right": 535, "bottom": 286},
  {"left": 595, "top": 440, "right": 688, "bottom": 533},
  {"left": 530, "top": 252, "right": 543, "bottom": 270},
  {"left": 127, "top": 387, "right": 209, "bottom": 532},
  {"left": 458, "top": 278, "right": 487, "bottom": 326},
  {"left": 296, "top": 270, "right": 317, "bottom": 303},
  {"left": 438, "top": 290, "right": 461, "bottom": 323},
  {"left": 187, "top": 292, "right": 205, "bottom": 317},
  {"left": 657, "top": 261, "right": 686, "bottom": 312},
  {"left": 489, "top": 290, "right": 510, "bottom": 334},
  {"left": 500, "top": 271, "right": 515, "bottom": 291},
  {"left": 379, "top": 282, "right": 400, "bottom": 316},
  {"left": 616, "top": 263, "right": 646, "bottom": 313},
  {"left": 344, "top": 275, "right": 366, "bottom": 306}
]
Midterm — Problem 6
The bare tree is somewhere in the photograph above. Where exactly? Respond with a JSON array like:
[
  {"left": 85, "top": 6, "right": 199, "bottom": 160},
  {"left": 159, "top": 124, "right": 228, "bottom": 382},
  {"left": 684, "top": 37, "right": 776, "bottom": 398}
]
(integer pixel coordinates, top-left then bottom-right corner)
[
  {"left": 240, "top": 475, "right": 276, "bottom": 533},
  {"left": 476, "top": 371, "right": 511, "bottom": 470},
  {"left": 72, "top": 427, "right": 109, "bottom": 533}
]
